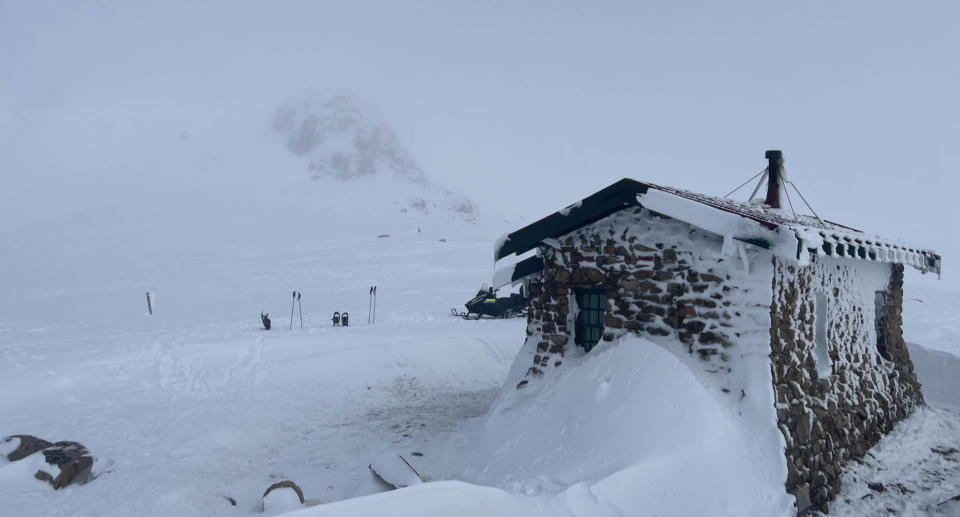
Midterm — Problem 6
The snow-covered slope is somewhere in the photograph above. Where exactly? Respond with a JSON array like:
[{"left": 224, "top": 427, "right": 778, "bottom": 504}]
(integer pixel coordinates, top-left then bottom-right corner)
[
  {"left": 1, "top": 126, "right": 958, "bottom": 516},
  {"left": 0, "top": 163, "right": 520, "bottom": 516},
  {"left": 903, "top": 284, "right": 960, "bottom": 358}
]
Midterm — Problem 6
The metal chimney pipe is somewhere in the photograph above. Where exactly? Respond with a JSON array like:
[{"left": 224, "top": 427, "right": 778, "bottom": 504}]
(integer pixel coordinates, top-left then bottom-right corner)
[{"left": 764, "top": 150, "right": 783, "bottom": 208}]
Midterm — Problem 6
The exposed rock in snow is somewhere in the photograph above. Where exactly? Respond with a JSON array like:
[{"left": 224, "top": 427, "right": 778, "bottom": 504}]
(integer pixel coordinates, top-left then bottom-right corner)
[
  {"left": 273, "top": 95, "right": 425, "bottom": 184},
  {"left": 272, "top": 93, "right": 477, "bottom": 221},
  {"left": 2, "top": 434, "right": 52, "bottom": 462},
  {"left": 0, "top": 435, "right": 98, "bottom": 490}
]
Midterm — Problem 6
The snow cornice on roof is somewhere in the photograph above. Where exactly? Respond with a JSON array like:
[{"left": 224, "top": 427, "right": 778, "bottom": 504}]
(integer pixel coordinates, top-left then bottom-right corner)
[{"left": 495, "top": 178, "right": 941, "bottom": 276}]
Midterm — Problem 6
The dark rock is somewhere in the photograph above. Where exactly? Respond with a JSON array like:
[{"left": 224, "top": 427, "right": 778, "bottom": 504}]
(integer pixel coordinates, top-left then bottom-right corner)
[
  {"left": 698, "top": 332, "right": 722, "bottom": 345},
  {"left": 0, "top": 437, "right": 98, "bottom": 490},
  {"left": 2, "top": 434, "right": 52, "bottom": 462}
]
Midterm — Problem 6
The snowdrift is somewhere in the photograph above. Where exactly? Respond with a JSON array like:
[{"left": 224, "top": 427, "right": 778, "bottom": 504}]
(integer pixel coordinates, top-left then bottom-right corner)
[{"left": 285, "top": 336, "right": 794, "bottom": 516}]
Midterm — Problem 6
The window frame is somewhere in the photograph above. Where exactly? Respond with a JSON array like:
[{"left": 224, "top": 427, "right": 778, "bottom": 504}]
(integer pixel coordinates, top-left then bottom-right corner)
[{"left": 574, "top": 288, "right": 607, "bottom": 352}]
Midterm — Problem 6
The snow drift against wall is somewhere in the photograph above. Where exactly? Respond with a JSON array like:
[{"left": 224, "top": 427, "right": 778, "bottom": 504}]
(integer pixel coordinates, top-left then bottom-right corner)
[{"left": 288, "top": 336, "right": 794, "bottom": 516}]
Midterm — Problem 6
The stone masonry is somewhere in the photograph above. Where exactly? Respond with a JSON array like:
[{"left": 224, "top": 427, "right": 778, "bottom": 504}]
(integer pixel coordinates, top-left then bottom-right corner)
[
  {"left": 770, "top": 259, "right": 923, "bottom": 513},
  {"left": 514, "top": 205, "right": 925, "bottom": 515},
  {"left": 516, "top": 207, "right": 771, "bottom": 388}
]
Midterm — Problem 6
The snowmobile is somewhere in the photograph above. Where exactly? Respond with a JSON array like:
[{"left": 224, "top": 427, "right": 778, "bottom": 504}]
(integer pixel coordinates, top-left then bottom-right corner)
[{"left": 451, "top": 285, "right": 527, "bottom": 320}]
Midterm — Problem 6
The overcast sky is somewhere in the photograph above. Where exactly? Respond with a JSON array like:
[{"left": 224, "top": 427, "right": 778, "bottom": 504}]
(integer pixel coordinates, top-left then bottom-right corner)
[{"left": 1, "top": 1, "right": 956, "bottom": 287}]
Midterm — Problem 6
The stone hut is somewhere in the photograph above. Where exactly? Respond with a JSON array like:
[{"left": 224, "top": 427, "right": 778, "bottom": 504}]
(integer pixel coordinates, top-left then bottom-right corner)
[{"left": 492, "top": 151, "right": 941, "bottom": 514}]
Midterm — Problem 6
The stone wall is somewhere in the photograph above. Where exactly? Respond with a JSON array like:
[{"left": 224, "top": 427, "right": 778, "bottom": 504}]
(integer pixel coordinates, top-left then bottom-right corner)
[
  {"left": 512, "top": 206, "right": 924, "bottom": 515},
  {"left": 516, "top": 207, "right": 772, "bottom": 389},
  {"left": 769, "top": 259, "right": 923, "bottom": 514}
]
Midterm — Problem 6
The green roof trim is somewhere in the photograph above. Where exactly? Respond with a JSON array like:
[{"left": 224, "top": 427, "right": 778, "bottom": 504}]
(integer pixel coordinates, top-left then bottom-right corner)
[{"left": 495, "top": 178, "right": 647, "bottom": 261}]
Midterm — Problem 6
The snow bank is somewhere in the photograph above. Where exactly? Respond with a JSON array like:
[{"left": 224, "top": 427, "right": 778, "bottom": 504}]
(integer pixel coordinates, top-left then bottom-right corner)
[
  {"left": 283, "top": 336, "right": 794, "bottom": 516},
  {"left": 908, "top": 341, "right": 960, "bottom": 411}
]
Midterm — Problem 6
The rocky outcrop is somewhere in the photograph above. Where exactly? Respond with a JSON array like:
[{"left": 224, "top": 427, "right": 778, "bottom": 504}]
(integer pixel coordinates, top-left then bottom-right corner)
[
  {"left": 273, "top": 95, "right": 426, "bottom": 184},
  {"left": 272, "top": 93, "right": 478, "bottom": 220}
]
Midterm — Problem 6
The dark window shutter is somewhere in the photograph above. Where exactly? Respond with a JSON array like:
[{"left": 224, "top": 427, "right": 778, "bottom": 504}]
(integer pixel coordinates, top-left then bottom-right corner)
[{"left": 574, "top": 288, "right": 607, "bottom": 352}]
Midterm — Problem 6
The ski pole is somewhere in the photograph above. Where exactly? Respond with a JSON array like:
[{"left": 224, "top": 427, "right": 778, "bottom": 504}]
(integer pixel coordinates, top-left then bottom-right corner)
[
  {"left": 298, "top": 292, "right": 303, "bottom": 329},
  {"left": 368, "top": 286, "right": 373, "bottom": 325},
  {"left": 290, "top": 290, "right": 296, "bottom": 330},
  {"left": 372, "top": 286, "right": 377, "bottom": 325}
]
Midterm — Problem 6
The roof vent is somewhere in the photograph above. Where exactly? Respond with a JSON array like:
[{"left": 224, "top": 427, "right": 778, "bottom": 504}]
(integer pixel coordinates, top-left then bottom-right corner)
[{"left": 764, "top": 150, "right": 783, "bottom": 208}]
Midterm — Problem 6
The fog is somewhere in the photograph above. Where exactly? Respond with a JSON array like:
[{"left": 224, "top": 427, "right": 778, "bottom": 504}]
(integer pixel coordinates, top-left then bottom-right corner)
[{"left": 1, "top": 0, "right": 956, "bottom": 288}]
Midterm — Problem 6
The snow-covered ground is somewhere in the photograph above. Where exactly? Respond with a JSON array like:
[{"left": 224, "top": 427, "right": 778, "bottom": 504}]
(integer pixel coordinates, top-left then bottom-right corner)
[
  {"left": 828, "top": 343, "right": 960, "bottom": 516},
  {"left": 1, "top": 174, "right": 958, "bottom": 516},
  {"left": 0, "top": 177, "right": 524, "bottom": 515}
]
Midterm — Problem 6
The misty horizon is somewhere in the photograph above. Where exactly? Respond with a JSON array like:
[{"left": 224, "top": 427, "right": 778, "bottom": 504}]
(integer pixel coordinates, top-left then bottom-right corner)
[{"left": 1, "top": 0, "right": 955, "bottom": 290}]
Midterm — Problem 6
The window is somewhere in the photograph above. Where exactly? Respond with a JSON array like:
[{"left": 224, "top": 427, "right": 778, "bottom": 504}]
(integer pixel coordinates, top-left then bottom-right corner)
[
  {"left": 574, "top": 289, "right": 606, "bottom": 352},
  {"left": 874, "top": 291, "right": 892, "bottom": 361},
  {"left": 812, "top": 292, "right": 832, "bottom": 377}
]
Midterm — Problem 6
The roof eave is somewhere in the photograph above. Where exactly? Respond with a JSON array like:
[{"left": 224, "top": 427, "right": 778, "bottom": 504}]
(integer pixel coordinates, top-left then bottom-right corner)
[{"left": 494, "top": 179, "right": 648, "bottom": 261}]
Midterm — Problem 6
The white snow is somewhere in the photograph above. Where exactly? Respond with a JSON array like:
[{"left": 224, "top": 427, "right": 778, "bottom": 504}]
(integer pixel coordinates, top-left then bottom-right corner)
[
  {"left": 281, "top": 336, "right": 794, "bottom": 517},
  {"left": 637, "top": 188, "right": 939, "bottom": 273},
  {"left": 909, "top": 342, "right": 960, "bottom": 411},
  {"left": 637, "top": 188, "right": 791, "bottom": 259},
  {"left": 468, "top": 334, "right": 794, "bottom": 513},
  {"left": 368, "top": 453, "right": 422, "bottom": 489},
  {"left": 263, "top": 486, "right": 305, "bottom": 515},
  {"left": 0, "top": 177, "right": 523, "bottom": 516},
  {"left": 828, "top": 342, "right": 960, "bottom": 516},
  {"left": 0, "top": 436, "right": 20, "bottom": 461},
  {"left": 0, "top": 167, "right": 956, "bottom": 516},
  {"left": 0, "top": 451, "right": 59, "bottom": 491}
]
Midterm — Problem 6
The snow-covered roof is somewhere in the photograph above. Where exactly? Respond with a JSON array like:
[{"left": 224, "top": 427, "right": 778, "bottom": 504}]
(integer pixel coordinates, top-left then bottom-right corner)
[{"left": 495, "top": 179, "right": 941, "bottom": 276}]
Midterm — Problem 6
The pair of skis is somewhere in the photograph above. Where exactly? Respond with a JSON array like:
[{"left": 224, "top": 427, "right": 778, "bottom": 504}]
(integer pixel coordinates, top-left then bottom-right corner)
[
  {"left": 368, "top": 286, "right": 377, "bottom": 325},
  {"left": 290, "top": 291, "right": 303, "bottom": 330}
]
